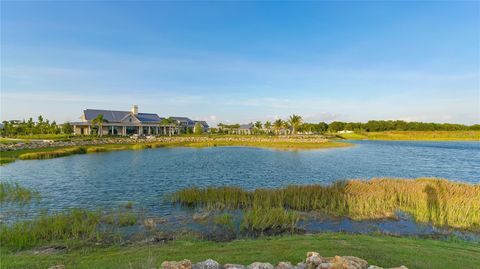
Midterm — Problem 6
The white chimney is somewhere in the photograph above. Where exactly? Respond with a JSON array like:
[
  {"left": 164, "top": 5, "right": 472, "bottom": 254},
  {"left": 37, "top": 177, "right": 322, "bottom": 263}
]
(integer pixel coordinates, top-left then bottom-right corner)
[{"left": 131, "top": 105, "right": 138, "bottom": 115}]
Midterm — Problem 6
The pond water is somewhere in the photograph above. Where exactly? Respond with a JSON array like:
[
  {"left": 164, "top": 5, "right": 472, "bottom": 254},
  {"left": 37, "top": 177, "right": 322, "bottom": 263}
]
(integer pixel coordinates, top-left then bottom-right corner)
[{"left": 1, "top": 140, "right": 479, "bottom": 238}]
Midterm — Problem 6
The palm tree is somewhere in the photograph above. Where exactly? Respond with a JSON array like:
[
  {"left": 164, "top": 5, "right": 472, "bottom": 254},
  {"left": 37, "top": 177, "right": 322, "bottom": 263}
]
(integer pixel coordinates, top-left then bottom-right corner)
[
  {"left": 288, "top": 114, "right": 303, "bottom": 135},
  {"left": 254, "top": 121, "right": 263, "bottom": 134},
  {"left": 160, "top": 118, "right": 176, "bottom": 136},
  {"left": 273, "top": 119, "right": 283, "bottom": 135},
  {"left": 264, "top": 121, "right": 271, "bottom": 134},
  {"left": 92, "top": 114, "right": 108, "bottom": 137}
]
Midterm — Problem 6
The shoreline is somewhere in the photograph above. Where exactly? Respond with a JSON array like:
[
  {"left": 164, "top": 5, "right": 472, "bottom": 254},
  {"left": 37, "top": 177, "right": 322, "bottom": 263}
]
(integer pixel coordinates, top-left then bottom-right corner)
[{"left": 0, "top": 136, "right": 352, "bottom": 165}]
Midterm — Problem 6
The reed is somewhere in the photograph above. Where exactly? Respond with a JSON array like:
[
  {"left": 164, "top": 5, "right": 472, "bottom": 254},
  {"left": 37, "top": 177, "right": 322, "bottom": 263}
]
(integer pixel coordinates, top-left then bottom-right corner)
[
  {"left": 241, "top": 207, "right": 299, "bottom": 233},
  {"left": 173, "top": 178, "right": 480, "bottom": 231},
  {"left": 0, "top": 207, "right": 140, "bottom": 250},
  {"left": 0, "top": 182, "right": 40, "bottom": 203},
  {"left": 18, "top": 147, "right": 87, "bottom": 160}
]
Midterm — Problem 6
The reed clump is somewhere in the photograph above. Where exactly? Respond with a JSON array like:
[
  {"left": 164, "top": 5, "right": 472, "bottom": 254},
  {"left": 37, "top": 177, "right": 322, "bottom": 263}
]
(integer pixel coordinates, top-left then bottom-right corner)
[
  {"left": 241, "top": 207, "right": 299, "bottom": 233},
  {"left": 173, "top": 178, "right": 480, "bottom": 231},
  {"left": 0, "top": 182, "right": 40, "bottom": 203},
  {"left": 18, "top": 147, "right": 87, "bottom": 160},
  {"left": 0, "top": 207, "right": 141, "bottom": 251}
]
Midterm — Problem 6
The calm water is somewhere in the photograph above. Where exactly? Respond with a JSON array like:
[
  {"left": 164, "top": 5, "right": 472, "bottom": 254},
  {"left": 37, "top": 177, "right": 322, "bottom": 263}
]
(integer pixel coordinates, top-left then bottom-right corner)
[{"left": 1, "top": 140, "right": 479, "bottom": 237}]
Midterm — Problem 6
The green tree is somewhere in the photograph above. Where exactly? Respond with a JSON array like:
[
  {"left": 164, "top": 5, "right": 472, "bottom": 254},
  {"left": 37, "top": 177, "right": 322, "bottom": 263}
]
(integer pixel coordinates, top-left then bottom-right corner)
[
  {"left": 194, "top": 122, "right": 203, "bottom": 135},
  {"left": 287, "top": 114, "right": 303, "bottom": 134},
  {"left": 91, "top": 114, "right": 108, "bottom": 137},
  {"left": 273, "top": 119, "right": 284, "bottom": 135},
  {"left": 62, "top": 122, "right": 74, "bottom": 134}
]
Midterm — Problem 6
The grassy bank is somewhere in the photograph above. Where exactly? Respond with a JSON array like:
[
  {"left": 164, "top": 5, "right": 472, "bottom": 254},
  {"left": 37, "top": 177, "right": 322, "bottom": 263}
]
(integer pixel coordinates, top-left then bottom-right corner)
[
  {"left": 2, "top": 233, "right": 479, "bottom": 269},
  {"left": 0, "top": 139, "right": 351, "bottom": 165},
  {"left": 338, "top": 131, "right": 480, "bottom": 141},
  {"left": 173, "top": 178, "right": 480, "bottom": 232}
]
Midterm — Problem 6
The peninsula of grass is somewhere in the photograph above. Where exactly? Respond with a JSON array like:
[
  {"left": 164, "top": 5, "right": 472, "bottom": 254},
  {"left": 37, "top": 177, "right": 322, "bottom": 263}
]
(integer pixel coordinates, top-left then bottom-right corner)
[
  {"left": 2, "top": 233, "right": 479, "bottom": 269},
  {"left": 338, "top": 131, "right": 480, "bottom": 141},
  {"left": 1, "top": 138, "right": 351, "bottom": 165},
  {"left": 0, "top": 182, "right": 40, "bottom": 203},
  {"left": 173, "top": 178, "right": 480, "bottom": 232}
]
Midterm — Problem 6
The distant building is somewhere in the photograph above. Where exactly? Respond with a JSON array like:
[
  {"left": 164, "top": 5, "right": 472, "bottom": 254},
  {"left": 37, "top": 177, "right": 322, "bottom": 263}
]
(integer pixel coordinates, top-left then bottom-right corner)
[
  {"left": 71, "top": 105, "right": 208, "bottom": 136},
  {"left": 337, "top": 130, "right": 353, "bottom": 134}
]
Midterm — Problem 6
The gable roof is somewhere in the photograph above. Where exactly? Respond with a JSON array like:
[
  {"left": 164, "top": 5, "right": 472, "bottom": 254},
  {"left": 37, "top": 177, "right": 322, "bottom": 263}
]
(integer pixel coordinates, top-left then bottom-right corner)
[
  {"left": 239, "top": 123, "right": 254, "bottom": 129},
  {"left": 83, "top": 109, "right": 162, "bottom": 123}
]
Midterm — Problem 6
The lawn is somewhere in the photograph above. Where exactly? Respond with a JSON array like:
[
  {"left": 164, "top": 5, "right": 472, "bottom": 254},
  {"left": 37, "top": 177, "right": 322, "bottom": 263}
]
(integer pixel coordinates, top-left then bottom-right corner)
[{"left": 2, "top": 234, "right": 479, "bottom": 269}]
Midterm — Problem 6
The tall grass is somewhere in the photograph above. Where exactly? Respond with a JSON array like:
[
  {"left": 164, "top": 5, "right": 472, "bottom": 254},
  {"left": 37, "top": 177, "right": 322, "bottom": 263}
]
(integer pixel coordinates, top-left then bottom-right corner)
[
  {"left": 241, "top": 208, "right": 299, "bottom": 233},
  {"left": 18, "top": 147, "right": 87, "bottom": 160},
  {"left": 0, "top": 182, "right": 40, "bottom": 203},
  {"left": 0, "top": 207, "right": 140, "bottom": 251},
  {"left": 173, "top": 178, "right": 480, "bottom": 231}
]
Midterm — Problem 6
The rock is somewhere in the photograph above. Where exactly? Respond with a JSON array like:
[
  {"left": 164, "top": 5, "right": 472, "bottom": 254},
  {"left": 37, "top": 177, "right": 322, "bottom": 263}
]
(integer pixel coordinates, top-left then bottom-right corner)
[
  {"left": 323, "top": 256, "right": 368, "bottom": 269},
  {"left": 275, "top": 262, "right": 293, "bottom": 269},
  {"left": 387, "top": 267, "right": 408, "bottom": 269},
  {"left": 161, "top": 259, "right": 192, "bottom": 269},
  {"left": 194, "top": 259, "right": 220, "bottom": 269},
  {"left": 48, "top": 265, "right": 65, "bottom": 269},
  {"left": 367, "top": 266, "right": 383, "bottom": 269},
  {"left": 192, "top": 212, "right": 210, "bottom": 222},
  {"left": 318, "top": 263, "right": 332, "bottom": 269},
  {"left": 224, "top": 264, "right": 246, "bottom": 269},
  {"left": 306, "top": 252, "right": 323, "bottom": 269},
  {"left": 294, "top": 263, "right": 306, "bottom": 269},
  {"left": 247, "top": 262, "right": 274, "bottom": 269}
]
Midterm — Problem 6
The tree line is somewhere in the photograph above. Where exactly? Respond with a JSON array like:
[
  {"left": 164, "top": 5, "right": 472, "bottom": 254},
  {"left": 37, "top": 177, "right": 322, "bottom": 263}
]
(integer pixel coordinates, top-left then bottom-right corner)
[
  {"left": 1, "top": 116, "right": 73, "bottom": 137},
  {"left": 215, "top": 117, "right": 480, "bottom": 135}
]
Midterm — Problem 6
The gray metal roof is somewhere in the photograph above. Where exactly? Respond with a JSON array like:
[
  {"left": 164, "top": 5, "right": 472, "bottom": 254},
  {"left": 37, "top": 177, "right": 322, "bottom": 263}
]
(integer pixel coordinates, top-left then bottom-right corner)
[
  {"left": 239, "top": 123, "right": 254, "bottom": 129},
  {"left": 83, "top": 109, "right": 162, "bottom": 123}
]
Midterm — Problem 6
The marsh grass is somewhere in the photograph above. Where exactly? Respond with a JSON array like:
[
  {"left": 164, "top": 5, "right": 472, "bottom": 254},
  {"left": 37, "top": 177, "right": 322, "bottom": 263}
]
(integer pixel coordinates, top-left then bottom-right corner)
[
  {"left": 86, "top": 146, "right": 108, "bottom": 153},
  {"left": 340, "top": 131, "right": 480, "bottom": 141},
  {"left": 0, "top": 182, "right": 40, "bottom": 203},
  {"left": 18, "top": 147, "right": 87, "bottom": 160},
  {"left": 0, "top": 206, "right": 142, "bottom": 251},
  {"left": 173, "top": 178, "right": 480, "bottom": 232},
  {"left": 241, "top": 208, "right": 299, "bottom": 233}
]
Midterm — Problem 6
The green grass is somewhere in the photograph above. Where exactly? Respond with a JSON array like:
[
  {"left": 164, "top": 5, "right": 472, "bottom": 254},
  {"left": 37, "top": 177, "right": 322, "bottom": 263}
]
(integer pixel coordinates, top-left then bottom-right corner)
[
  {"left": 173, "top": 178, "right": 480, "bottom": 232},
  {"left": 338, "top": 131, "right": 480, "bottom": 141},
  {"left": 2, "top": 234, "right": 479, "bottom": 269},
  {"left": 241, "top": 208, "right": 299, "bottom": 233},
  {"left": 0, "top": 182, "right": 40, "bottom": 203}
]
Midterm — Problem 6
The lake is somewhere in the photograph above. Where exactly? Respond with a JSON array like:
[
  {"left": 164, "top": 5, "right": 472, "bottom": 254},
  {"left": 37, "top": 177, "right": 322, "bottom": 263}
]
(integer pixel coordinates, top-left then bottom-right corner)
[{"left": 1, "top": 140, "right": 479, "bottom": 237}]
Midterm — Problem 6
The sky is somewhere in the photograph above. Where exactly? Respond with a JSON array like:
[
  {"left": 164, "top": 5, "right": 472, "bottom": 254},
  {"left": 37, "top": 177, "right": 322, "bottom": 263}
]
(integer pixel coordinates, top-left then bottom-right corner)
[{"left": 1, "top": 1, "right": 479, "bottom": 126}]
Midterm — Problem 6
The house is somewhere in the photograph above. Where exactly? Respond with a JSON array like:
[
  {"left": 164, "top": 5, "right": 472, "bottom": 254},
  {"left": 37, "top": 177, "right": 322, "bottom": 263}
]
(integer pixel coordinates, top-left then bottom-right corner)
[
  {"left": 337, "top": 130, "right": 353, "bottom": 134},
  {"left": 232, "top": 123, "right": 255, "bottom": 135},
  {"left": 71, "top": 105, "right": 208, "bottom": 136}
]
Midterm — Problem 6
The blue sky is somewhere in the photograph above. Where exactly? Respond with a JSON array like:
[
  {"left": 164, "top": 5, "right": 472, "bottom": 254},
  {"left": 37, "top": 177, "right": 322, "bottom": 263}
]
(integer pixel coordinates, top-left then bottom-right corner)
[{"left": 1, "top": 1, "right": 479, "bottom": 125}]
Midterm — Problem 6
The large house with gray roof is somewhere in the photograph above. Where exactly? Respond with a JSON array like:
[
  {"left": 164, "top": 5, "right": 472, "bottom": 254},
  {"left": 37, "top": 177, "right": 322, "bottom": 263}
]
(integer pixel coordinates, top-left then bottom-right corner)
[{"left": 71, "top": 105, "right": 208, "bottom": 136}]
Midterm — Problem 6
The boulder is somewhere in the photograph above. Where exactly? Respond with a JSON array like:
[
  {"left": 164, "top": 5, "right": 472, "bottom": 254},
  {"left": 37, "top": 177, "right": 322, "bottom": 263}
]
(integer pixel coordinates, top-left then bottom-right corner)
[
  {"left": 275, "top": 262, "right": 294, "bottom": 269},
  {"left": 247, "top": 262, "right": 274, "bottom": 269},
  {"left": 194, "top": 259, "right": 220, "bottom": 269},
  {"left": 306, "top": 252, "right": 323, "bottom": 269},
  {"left": 387, "top": 267, "right": 408, "bottom": 269},
  {"left": 294, "top": 263, "right": 306, "bottom": 269},
  {"left": 161, "top": 259, "right": 193, "bottom": 269},
  {"left": 367, "top": 266, "right": 383, "bottom": 269},
  {"left": 322, "top": 256, "right": 368, "bottom": 269},
  {"left": 224, "top": 264, "right": 246, "bottom": 269}
]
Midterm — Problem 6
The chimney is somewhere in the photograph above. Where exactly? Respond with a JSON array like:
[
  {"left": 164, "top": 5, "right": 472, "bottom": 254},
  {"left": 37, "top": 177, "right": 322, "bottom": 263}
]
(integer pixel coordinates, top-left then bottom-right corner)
[{"left": 131, "top": 105, "right": 138, "bottom": 115}]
